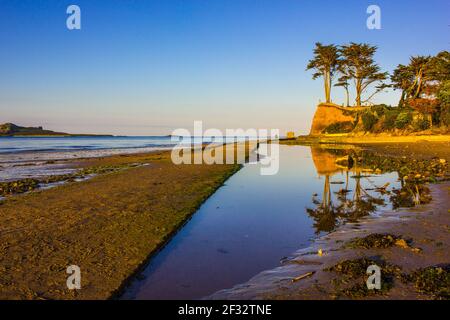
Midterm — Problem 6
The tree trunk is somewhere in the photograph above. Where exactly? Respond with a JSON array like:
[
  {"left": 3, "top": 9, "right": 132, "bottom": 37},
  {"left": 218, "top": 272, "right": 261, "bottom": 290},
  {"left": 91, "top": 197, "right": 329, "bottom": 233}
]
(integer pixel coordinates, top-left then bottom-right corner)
[
  {"left": 398, "top": 90, "right": 406, "bottom": 108},
  {"left": 356, "top": 81, "right": 362, "bottom": 107},
  {"left": 324, "top": 72, "right": 331, "bottom": 103},
  {"left": 413, "top": 68, "right": 424, "bottom": 99},
  {"left": 345, "top": 87, "right": 350, "bottom": 107}
]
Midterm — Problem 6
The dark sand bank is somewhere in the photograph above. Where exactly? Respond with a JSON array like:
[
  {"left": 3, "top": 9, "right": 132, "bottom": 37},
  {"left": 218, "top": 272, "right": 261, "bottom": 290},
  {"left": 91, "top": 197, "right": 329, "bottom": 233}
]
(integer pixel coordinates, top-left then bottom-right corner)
[{"left": 0, "top": 149, "right": 244, "bottom": 299}]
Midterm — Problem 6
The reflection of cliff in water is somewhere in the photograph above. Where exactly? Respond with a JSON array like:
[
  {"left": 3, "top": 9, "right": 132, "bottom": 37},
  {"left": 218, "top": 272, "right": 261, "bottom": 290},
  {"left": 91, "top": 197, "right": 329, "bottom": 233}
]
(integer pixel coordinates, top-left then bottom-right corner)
[{"left": 307, "top": 147, "right": 386, "bottom": 234}]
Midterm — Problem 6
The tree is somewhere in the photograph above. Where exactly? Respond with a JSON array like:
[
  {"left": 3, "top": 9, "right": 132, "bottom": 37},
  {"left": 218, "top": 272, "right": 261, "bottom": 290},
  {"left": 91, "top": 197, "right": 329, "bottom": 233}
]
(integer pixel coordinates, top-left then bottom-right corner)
[
  {"left": 339, "top": 43, "right": 388, "bottom": 106},
  {"left": 408, "top": 56, "right": 431, "bottom": 99},
  {"left": 428, "top": 51, "right": 450, "bottom": 82},
  {"left": 306, "top": 43, "right": 340, "bottom": 103},
  {"left": 391, "top": 64, "right": 415, "bottom": 107}
]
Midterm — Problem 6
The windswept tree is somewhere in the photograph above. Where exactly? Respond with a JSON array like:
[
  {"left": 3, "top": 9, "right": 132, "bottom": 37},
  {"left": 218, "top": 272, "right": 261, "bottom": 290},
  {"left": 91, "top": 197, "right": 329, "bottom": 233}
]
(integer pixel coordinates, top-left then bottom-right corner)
[
  {"left": 391, "top": 64, "right": 415, "bottom": 107},
  {"left": 429, "top": 51, "right": 450, "bottom": 82},
  {"left": 306, "top": 43, "right": 340, "bottom": 103},
  {"left": 408, "top": 56, "right": 431, "bottom": 99},
  {"left": 339, "top": 43, "right": 388, "bottom": 106},
  {"left": 392, "top": 53, "right": 448, "bottom": 106}
]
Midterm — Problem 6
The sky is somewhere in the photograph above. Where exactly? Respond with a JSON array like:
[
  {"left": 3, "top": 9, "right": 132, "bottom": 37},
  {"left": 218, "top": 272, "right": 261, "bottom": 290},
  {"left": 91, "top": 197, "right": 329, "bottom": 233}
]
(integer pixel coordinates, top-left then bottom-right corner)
[{"left": 0, "top": 0, "right": 449, "bottom": 135}]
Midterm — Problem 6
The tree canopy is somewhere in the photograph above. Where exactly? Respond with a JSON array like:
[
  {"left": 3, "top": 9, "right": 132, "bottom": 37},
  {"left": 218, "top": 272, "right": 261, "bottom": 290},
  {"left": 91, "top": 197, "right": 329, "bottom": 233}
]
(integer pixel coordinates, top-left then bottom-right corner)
[{"left": 306, "top": 43, "right": 340, "bottom": 104}]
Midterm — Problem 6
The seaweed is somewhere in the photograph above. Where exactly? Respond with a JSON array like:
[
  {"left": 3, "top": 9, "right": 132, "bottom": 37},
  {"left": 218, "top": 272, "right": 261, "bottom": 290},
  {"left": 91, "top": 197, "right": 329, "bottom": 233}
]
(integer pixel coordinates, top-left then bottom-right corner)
[
  {"left": 325, "top": 257, "right": 403, "bottom": 298},
  {"left": 0, "top": 179, "right": 40, "bottom": 196},
  {"left": 407, "top": 265, "right": 450, "bottom": 300},
  {"left": 0, "top": 163, "right": 142, "bottom": 197},
  {"left": 346, "top": 234, "right": 402, "bottom": 249}
]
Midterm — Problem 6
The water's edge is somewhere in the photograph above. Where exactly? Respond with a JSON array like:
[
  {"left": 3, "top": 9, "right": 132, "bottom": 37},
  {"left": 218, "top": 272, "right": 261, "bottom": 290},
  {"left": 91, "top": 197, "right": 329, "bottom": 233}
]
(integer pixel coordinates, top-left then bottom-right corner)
[{"left": 112, "top": 164, "right": 243, "bottom": 300}]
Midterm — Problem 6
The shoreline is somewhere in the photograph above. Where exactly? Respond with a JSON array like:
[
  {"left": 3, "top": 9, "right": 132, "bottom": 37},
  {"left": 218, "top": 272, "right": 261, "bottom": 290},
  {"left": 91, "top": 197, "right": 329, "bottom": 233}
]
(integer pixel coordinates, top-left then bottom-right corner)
[
  {"left": 111, "top": 164, "right": 242, "bottom": 300},
  {"left": 0, "top": 141, "right": 448, "bottom": 299},
  {"left": 281, "top": 134, "right": 450, "bottom": 145},
  {"left": 0, "top": 147, "right": 247, "bottom": 299},
  {"left": 208, "top": 142, "right": 450, "bottom": 300},
  {"left": 208, "top": 181, "right": 450, "bottom": 300}
]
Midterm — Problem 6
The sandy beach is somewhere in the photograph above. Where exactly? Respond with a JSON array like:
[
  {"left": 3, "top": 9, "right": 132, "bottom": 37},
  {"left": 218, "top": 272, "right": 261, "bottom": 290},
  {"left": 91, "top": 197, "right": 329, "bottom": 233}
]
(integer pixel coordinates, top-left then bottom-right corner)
[
  {"left": 0, "top": 148, "right": 244, "bottom": 299},
  {"left": 0, "top": 140, "right": 448, "bottom": 300}
]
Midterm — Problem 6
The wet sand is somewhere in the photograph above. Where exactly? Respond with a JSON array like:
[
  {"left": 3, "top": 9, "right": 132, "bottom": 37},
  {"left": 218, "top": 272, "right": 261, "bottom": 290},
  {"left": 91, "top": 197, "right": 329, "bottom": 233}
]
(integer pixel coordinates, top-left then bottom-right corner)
[
  {"left": 0, "top": 149, "right": 244, "bottom": 299},
  {"left": 0, "top": 141, "right": 448, "bottom": 300},
  {"left": 0, "top": 146, "right": 173, "bottom": 181}
]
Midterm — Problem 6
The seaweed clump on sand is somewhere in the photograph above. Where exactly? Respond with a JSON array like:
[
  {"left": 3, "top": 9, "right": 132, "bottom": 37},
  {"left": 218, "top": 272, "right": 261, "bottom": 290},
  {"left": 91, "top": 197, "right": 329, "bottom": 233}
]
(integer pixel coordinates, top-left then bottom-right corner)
[
  {"left": 357, "top": 152, "right": 448, "bottom": 182},
  {"left": 325, "top": 257, "right": 403, "bottom": 298},
  {"left": 0, "top": 164, "right": 143, "bottom": 197},
  {"left": 406, "top": 265, "right": 450, "bottom": 300},
  {"left": 390, "top": 183, "right": 432, "bottom": 209},
  {"left": 0, "top": 179, "right": 40, "bottom": 196},
  {"left": 346, "top": 234, "right": 402, "bottom": 249},
  {"left": 346, "top": 233, "right": 422, "bottom": 253}
]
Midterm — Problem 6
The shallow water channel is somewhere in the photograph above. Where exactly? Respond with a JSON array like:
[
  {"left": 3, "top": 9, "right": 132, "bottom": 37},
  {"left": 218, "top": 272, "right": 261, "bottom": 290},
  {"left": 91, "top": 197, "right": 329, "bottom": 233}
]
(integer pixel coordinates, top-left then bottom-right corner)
[{"left": 121, "top": 145, "right": 402, "bottom": 299}]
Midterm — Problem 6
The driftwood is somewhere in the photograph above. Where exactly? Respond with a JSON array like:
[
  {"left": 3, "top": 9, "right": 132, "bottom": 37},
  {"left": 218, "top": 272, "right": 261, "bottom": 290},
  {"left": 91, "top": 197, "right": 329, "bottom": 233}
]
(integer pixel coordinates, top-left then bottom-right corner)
[{"left": 292, "top": 271, "right": 316, "bottom": 283}]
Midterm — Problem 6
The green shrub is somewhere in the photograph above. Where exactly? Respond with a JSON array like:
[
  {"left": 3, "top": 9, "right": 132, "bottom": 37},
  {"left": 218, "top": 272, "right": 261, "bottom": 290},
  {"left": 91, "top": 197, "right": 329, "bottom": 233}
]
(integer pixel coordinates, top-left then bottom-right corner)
[
  {"left": 395, "top": 112, "right": 412, "bottom": 129},
  {"left": 439, "top": 106, "right": 450, "bottom": 126},
  {"left": 413, "top": 119, "right": 431, "bottom": 131},
  {"left": 382, "top": 110, "right": 399, "bottom": 130},
  {"left": 361, "top": 112, "right": 378, "bottom": 131},
  {"left": 324, "top": 121, "right": 354, "bottom": 134},
  {"left": 371, "top": 104, "right": 390, "bottom": 117},
  {"left": 437, "top": 80, "right": 450, "bottom": 106}
]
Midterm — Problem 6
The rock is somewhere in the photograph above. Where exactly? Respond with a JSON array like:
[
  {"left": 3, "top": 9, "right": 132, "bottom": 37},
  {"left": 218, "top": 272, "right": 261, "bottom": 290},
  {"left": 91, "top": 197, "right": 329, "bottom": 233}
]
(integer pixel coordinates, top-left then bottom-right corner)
[
  {"left": 395, "top": 239, "right": 409, "bottom": 249},
  {"left": 335, "top": 155, "right": 354, "bottom": 168}
]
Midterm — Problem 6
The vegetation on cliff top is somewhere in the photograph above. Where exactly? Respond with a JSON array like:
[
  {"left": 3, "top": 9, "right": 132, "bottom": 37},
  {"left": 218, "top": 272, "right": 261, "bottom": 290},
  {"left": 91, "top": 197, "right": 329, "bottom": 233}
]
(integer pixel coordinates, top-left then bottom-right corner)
[{"left": 306, "top": 43, "right": 450, "bottom": 136}]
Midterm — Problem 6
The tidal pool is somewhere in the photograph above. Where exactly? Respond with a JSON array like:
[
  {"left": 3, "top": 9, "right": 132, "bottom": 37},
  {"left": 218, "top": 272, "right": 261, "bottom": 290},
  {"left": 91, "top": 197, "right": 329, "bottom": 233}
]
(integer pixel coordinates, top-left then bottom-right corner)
[{"left": 121, "top": 145, "right": 403, "bottom": 300}]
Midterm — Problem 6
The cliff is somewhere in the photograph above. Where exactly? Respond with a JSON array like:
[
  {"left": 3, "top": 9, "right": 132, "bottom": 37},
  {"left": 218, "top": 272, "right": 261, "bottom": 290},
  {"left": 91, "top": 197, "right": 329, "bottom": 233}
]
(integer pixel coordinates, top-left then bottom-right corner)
[{"left": 309, "top": 103, "right": 365, "bottom": 135}]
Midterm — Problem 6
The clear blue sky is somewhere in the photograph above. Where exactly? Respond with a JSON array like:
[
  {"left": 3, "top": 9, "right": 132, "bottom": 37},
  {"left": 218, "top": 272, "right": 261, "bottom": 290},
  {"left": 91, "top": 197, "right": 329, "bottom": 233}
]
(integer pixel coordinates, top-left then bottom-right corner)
[{"left": 1, "top": 0, "right": 449, "bottom": 135}]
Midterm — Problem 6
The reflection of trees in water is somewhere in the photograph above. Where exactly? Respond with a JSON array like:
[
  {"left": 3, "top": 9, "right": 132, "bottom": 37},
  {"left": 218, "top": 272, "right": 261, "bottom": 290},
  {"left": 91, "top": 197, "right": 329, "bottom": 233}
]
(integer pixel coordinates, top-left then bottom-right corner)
[
  {"left": 307, "top": 175, "right": 344, "bottom": 234},
  {"left": 307, "top": 146, "right": 434, "bottom": 234},
  {"left": 345, "top": 170, "right": 385, "bottom": 222},
  {"left": 307, "top": 169, "right": 384, "bottom": 234}
]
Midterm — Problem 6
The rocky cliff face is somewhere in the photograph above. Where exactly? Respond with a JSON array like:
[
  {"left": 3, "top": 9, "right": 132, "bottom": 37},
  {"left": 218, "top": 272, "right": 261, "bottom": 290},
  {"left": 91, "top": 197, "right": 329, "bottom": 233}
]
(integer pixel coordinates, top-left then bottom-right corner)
[{"left": 310, "top": 103, "right": 359, "bottom": 135}]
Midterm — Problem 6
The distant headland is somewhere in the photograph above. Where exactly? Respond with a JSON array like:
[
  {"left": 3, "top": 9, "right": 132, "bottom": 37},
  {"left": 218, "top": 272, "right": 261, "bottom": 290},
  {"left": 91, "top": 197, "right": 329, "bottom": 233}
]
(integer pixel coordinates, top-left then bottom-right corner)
[{"left": 0, "top": 123, "right": 113, "bottom": 137}]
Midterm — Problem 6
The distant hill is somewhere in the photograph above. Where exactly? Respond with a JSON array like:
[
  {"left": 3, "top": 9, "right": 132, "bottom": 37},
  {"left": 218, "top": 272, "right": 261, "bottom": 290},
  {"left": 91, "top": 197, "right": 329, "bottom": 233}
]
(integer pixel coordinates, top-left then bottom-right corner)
[{"left": 0, "top": 123, "right": 112, "bottom": 137}]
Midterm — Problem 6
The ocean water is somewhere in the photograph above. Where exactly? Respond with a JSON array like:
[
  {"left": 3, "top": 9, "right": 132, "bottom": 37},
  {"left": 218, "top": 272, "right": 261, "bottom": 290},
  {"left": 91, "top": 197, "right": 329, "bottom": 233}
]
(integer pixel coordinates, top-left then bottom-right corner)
[
  {"left": 0, "top": 136, "right": 258, "bottom": 181},
  {"left": 0, "top": 136, "right": 179, "bottom": 181},
  {"left": 0, "top": 136, "right": 177, "bottom": 154},
  {"left": 0, "top": 135, "right": 258, "bottom": 154}
]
